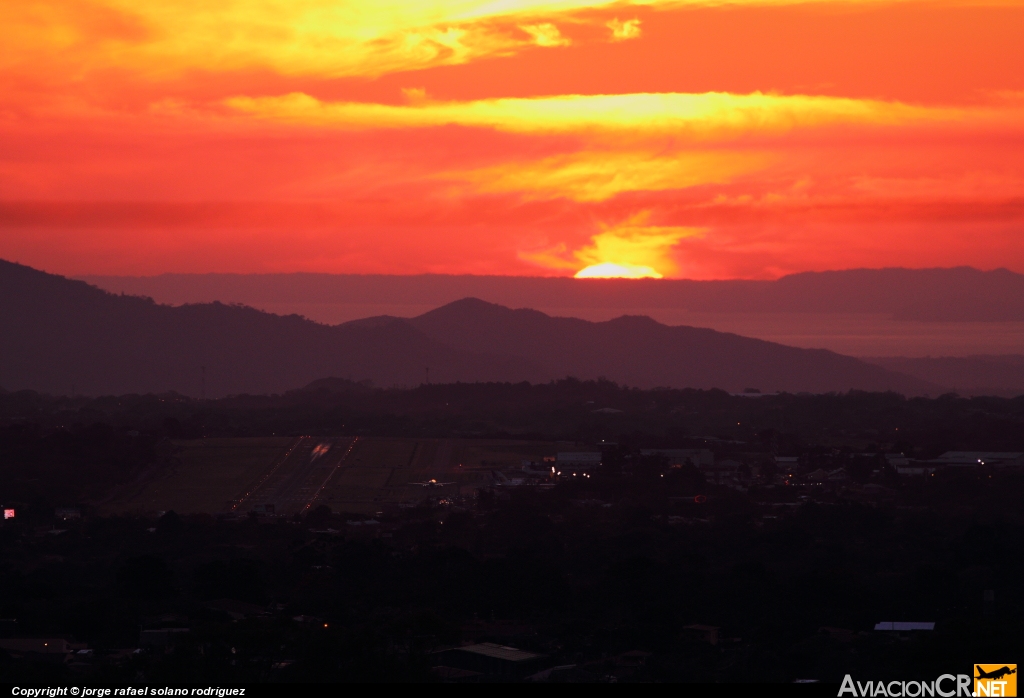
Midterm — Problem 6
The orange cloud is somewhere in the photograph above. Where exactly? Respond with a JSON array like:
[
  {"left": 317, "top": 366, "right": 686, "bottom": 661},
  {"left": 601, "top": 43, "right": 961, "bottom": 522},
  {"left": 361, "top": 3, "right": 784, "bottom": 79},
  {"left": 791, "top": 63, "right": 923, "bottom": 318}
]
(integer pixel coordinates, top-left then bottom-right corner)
[
  {"left": 447, "top": 150, "right": 770, "bottom": 201},
  {"left": 520, "top": 23, "right": 572, "bottom": 47},
  {"left": 3, "top": 0, "right": 1024, "bottom": 281},
  {"left": 606, "top": 18, "right": 642, "bottom": 41},
  {"left": 0, "top": 0, "right": 671, "bottom": 85}
]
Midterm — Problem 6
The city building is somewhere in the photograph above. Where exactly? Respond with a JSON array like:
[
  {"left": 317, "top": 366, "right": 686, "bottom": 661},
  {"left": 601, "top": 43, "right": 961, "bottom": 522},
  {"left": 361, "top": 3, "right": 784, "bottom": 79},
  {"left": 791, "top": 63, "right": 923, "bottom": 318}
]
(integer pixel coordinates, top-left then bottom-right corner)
[
  {"left": 896, "top": 451, "right": 1024, "bottom": 476},
  {"left": 874, "top": 622, "right": 934, "bottom": 631},
  {"left": 682, "top": 624, "right": 720, "bottom": 645},
  {"left": 704, "top": 460, "right": 745, "bottom": 486},
  {"left": 932, "top": 452, "right": 1024, "bottom": 467},
  {"left": 556, "top": 451, "right": 602, "bottom": 471},
  {"left": 640, "top": 449, "right": 714, "bottom": 468},
  {"left": 432, "top": 642, "right": 545, "bottom": 678},
  {"left": 139, "top": 628, "right": 190, "bottom": 650},
  {"left": 0, "top": 638, "right": 80, "bottom": 662}
]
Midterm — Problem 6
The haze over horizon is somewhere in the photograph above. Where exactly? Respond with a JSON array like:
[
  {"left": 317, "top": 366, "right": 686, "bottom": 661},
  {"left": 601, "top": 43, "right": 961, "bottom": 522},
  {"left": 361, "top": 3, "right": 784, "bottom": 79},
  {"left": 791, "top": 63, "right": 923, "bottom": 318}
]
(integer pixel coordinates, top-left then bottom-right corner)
[{"left": 82, "top": 266, "right": 1024, "bottom": 357}]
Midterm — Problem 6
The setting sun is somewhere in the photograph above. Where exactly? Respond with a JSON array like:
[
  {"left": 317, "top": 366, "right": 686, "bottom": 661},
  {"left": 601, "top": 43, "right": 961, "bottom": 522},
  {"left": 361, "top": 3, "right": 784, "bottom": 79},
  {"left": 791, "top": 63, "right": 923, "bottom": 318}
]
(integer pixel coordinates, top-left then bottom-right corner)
[{"left": 574, "top": 263, "right": 662, "bottom": 279}]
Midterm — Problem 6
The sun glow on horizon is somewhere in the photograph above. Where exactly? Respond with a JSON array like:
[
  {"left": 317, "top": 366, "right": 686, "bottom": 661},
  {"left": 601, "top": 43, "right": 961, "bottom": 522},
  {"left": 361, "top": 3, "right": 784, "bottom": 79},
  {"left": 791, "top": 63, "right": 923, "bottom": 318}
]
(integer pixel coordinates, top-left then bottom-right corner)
[
  {"left": 574, "top": 263, "right": 663, "bottom": 279},
  {"left": 525, "top": 213, "right": 701, "bottom": 279}
]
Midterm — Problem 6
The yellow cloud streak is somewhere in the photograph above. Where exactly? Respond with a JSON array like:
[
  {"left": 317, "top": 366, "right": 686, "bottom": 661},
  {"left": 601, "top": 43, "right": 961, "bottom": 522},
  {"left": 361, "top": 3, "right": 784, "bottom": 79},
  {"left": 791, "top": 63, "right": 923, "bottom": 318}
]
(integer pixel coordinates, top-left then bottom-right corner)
[
  {"left": 1, "top": 0, "right": 660, "bottom": 80},
  {"left": 7, "top": 0, "right": 1017, "bottom": 82},
  {"left": 449, "top": 150, "right": 769, "bottom": 201},
  {"left": 224, "top": 90, "right": 983, "bottom": 204},
  {"left": 0, "top": 0, "right": 574, "bottom": 79},
  {"left": 225, "top": 91, "right": 961, "bottom": 141}
]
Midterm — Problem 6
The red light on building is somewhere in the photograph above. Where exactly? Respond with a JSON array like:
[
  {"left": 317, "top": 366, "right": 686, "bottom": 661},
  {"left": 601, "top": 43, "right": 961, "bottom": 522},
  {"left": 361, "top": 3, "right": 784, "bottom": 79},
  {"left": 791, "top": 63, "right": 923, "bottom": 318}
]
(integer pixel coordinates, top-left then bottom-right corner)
[
  {"left": 3, "top": 509, "right": 14, "bottom": 520},
  {"left": 694, "top": 495, "right": 707, "bottom": 504}
]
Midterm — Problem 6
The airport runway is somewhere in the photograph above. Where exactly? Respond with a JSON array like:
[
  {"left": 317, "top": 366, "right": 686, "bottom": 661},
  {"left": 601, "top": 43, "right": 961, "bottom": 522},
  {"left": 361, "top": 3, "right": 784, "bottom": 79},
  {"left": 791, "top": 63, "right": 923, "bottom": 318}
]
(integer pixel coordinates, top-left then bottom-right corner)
[{"left": 233, "top": 436, "right": 357, "bottom": 516}]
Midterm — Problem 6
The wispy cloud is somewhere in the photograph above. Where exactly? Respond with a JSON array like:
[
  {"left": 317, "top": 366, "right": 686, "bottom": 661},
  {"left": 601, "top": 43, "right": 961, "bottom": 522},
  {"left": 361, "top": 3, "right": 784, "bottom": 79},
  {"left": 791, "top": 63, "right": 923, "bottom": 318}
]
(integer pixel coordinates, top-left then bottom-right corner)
[
  {"left": 606, "top": 18, "right": 642, "bottom": 41},
  {"left": 448, "top": 150, "right": 769, "bottom": 201},
  {"left": 520, "top": 23, "right": 571, "bottom": 46}
]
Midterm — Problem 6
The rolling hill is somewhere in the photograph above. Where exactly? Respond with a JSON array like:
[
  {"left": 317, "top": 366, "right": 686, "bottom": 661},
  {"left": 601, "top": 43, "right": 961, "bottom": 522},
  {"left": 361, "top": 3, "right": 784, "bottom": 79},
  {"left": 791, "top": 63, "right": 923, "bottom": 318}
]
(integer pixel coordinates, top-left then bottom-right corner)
[{"left": 2, "top": 259, "right": 937, "bottom": 397}]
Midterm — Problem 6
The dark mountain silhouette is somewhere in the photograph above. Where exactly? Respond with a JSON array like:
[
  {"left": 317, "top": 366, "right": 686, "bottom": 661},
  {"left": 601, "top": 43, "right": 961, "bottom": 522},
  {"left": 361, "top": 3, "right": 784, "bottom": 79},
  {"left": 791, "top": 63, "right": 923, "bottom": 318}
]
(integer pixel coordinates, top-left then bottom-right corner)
[
  {"left": 0, "top": 260, "right": 543, "bottom": 397},
  {"left": 865, "top": 355, "right": 1024, "bottom": 396},
  {"left": 3, "top": 260, "right": 938, "bottom": 397},
  {"left": 84, "top": 266, "right": 1024, "bottom": 321},
  {"left": 399, "top": 298, "right": 936, "bottom": 394}
]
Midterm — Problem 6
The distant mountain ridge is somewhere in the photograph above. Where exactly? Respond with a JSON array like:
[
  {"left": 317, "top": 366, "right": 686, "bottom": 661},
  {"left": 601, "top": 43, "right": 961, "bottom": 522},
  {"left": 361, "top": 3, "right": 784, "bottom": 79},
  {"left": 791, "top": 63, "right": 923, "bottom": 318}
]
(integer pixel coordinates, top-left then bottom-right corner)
[
  {"left": 83, "top": 266, "right": 1024, "bottom": 322},
  {"left": 864, "top": 355, "right": 1024, "bottom": 397},
  {"left": 399, "top": 298, "right": 937, "bottom": 394},
  {"left": 2, "top": 259, "right": 937, "bottom": 397},
  {"left": 0, "top": 260, "right": 543, "bottom": 397}
]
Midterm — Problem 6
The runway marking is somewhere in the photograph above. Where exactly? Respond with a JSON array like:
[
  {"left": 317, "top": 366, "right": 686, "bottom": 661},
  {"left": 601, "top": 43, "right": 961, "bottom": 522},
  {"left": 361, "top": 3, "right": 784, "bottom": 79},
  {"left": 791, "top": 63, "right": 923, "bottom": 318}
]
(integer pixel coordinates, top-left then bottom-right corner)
[
  {"left": 230, "top": 436, "right": 306, "bottom": 512},
  {"left": 303, "top": 437, "right": 359, "bottom": 512}
]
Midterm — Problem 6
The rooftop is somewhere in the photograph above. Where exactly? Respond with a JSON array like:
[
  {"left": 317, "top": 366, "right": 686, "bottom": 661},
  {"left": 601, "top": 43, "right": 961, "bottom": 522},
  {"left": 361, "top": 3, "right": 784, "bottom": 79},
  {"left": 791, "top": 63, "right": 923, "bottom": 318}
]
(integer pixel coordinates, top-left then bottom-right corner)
[
  {"left": 936, "top": 452, "right": 1023, "bottom": 461},
  {"left": 456, "top": 642, "right": 542, "bottom": 662}
]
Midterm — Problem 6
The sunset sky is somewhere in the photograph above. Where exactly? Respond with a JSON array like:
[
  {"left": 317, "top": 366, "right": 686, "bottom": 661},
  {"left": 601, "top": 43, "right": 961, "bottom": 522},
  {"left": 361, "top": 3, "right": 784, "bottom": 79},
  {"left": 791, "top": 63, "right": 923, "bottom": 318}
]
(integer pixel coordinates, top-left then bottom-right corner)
[{"left": 2, "top": 0, "right": 1023, "bottom": 278}]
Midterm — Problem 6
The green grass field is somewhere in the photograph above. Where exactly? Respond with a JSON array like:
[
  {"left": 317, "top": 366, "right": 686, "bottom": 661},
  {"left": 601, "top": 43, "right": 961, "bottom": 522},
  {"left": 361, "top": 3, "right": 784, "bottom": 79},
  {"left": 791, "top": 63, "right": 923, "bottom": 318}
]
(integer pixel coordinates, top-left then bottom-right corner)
[
  {"left": 98, "top": 437, "right": 561, "bottom": 515},
  {"left": 99, "top": 437, "right": 294, "bottom": 515}
]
